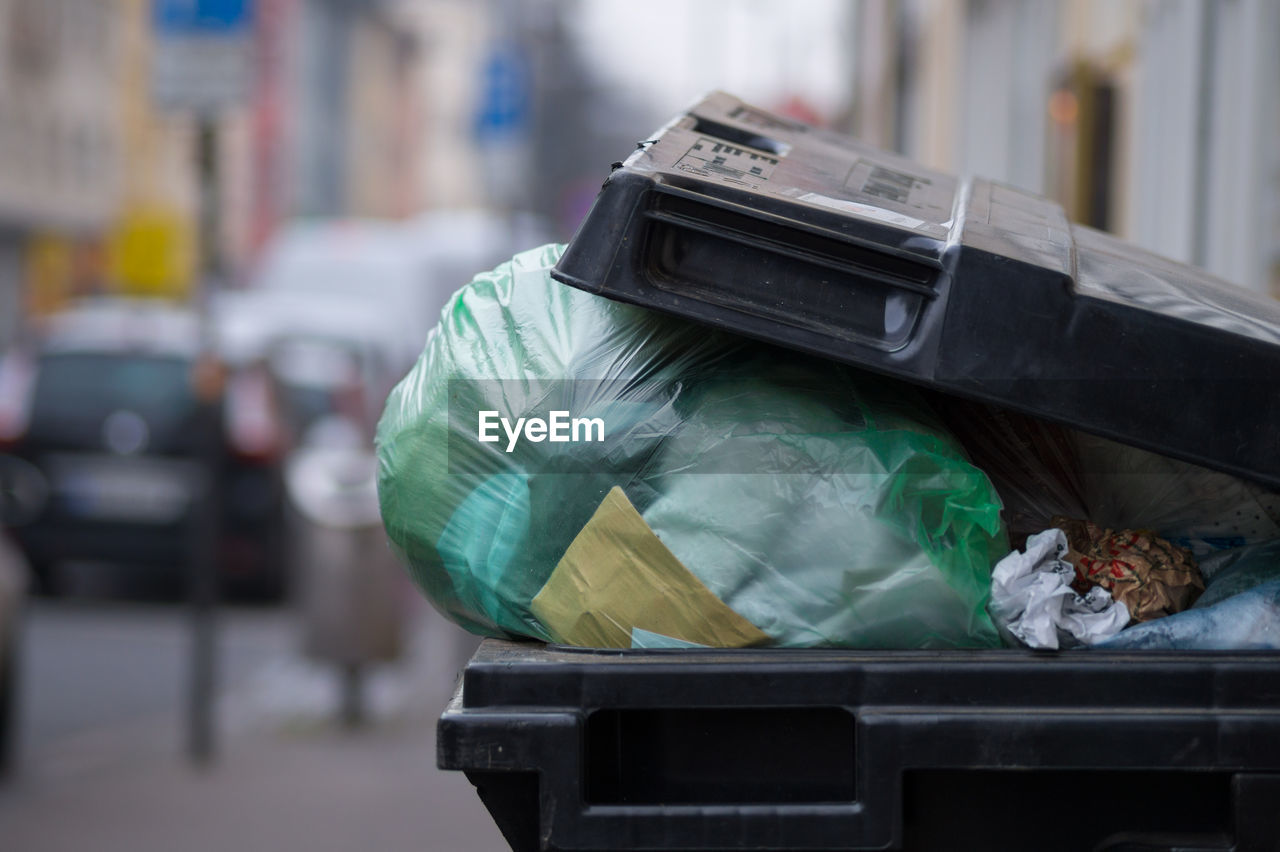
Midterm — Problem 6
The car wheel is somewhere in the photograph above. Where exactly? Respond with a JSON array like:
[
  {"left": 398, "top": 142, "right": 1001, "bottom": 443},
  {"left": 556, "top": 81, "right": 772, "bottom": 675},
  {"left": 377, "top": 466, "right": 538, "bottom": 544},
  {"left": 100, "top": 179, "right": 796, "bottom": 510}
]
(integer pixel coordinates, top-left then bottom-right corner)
[
  {"left": 28, "top": 559, "right": 60, "bottom": 598},
  {"left": 0, "top": 630, "right": 17, "bottom": 778}
]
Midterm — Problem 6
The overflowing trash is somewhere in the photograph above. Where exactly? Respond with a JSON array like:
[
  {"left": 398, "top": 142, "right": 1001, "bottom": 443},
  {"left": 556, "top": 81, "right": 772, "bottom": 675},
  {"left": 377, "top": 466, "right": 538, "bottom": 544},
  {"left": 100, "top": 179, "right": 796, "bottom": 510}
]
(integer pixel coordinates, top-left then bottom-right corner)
[
  {"left": 923, "top": 385, "right": 1280, "bottom": 649},
  {"left": 1098, "top": 540, "right": 1280, "bottom": 650},
  {"left": 964, "top": 406, "right": 1280, "bottom": 649},
  {"left": 376, "top": 242, "right": 1280, "bottom": 654},
  {"left": 376, "top": 245, "right": 1009, "bottom": 649}
]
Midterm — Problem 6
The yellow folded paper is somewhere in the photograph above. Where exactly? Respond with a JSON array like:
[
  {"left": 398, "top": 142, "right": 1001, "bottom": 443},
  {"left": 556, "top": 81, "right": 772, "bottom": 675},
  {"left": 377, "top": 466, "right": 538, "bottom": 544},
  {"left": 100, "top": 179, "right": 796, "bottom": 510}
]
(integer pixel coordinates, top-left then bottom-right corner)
[{"left": 531, "top": 486, "right": 770, "bottom": 649}]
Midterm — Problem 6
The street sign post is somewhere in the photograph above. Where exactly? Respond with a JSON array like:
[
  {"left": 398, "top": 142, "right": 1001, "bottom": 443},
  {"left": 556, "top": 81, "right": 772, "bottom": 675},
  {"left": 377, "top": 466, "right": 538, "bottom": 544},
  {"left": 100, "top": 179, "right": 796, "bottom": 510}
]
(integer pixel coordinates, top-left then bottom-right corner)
[{"left": 150, "top": 0, "right": 255, "bottom": 769}]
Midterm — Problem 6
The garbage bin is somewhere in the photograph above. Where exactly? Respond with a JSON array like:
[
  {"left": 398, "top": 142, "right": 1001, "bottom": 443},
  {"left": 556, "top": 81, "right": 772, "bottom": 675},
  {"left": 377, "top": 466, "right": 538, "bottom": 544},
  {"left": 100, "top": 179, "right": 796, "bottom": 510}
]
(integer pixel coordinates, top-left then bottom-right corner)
[
  {"left": 288, "top": 421, "right": 403, "bottom": 719},
  {"left": 435, "top": 92, "right": 1280, "bottom": 851}
]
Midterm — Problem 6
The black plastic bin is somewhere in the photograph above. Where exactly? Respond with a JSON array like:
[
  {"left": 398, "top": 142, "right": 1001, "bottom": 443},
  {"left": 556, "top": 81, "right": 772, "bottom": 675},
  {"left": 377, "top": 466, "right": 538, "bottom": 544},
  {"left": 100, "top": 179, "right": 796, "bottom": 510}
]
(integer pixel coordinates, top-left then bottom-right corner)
[
  {"left": 437, "top": 93, "right": 1280, "bottom": 851},
  {"left": 442, "top": 641, "right": 1280, "bottom": 851}
]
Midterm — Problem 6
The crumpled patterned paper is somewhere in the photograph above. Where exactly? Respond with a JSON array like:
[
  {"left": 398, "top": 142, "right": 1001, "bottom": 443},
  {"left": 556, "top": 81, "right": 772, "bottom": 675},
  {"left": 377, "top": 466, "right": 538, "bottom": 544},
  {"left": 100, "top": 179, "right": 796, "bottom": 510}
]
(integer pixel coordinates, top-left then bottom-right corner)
[{"left": 1051, "top": 515, "right": 1203, "bottom": 622}]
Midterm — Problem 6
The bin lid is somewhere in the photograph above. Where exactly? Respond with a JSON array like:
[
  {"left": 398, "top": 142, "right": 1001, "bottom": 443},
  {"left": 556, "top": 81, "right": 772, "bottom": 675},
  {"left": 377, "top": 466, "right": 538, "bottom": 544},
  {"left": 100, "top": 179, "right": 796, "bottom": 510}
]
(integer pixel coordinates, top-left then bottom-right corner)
[{"left": 553, "top": 91, "right": 1280, "bottom": 490}]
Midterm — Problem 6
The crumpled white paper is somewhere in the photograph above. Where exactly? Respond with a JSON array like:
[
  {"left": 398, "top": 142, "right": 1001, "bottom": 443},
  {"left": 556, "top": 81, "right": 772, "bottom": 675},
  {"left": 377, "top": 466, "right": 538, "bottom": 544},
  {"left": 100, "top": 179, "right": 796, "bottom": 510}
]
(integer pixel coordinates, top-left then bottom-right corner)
[{"left": 989, "top": 529, "right": 1130, "bottom": 649}]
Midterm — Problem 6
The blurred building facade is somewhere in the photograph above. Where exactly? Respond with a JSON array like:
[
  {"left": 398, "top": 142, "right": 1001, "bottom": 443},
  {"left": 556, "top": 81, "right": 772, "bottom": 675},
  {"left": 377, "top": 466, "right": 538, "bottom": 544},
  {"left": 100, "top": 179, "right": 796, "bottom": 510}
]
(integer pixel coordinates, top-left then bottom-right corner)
[
  {"left": 343, "top": 5, "right": 418, "bottom": 218},
  {"left": 399, "top": 0, "right": 664, "bottom": 239},
  {"left": 850, "top": 0, "right": 1280, "bottom": 296},
  {"left": 396, "top": 0, "right": 489, "bottom": 212},
  {"left": 3, "top": 0, "right": 1275, "bottom": 356},
  {"left": 0, "top": 0, "right": 125, "bottom": 346},
  {"left": 285, "top": 0, "right": 417, "bottom": 221},
  {"left": 228, "top": 0, "right": 420, "bottom": 260},
  {"left": 0, "top": 0, "right": 426, "bottom": 348}
]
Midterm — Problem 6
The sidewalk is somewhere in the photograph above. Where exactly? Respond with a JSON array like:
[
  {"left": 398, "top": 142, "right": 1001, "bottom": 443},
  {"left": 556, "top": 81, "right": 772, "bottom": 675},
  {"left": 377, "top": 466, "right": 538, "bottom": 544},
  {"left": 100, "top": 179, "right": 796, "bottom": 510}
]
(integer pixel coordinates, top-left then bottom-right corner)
[{"left": 0, "top": 608, "right": 509, "bottom": 852}]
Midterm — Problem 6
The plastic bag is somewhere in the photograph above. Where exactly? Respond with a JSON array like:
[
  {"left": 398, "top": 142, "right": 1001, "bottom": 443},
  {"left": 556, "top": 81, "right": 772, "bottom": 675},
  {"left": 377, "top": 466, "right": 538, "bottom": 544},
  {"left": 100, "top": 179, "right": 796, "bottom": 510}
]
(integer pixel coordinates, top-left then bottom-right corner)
[
  {"left": 987, "top": 529, "right": 1129, "bottom": 649},
  {"left": 1195, "top": 539, "right": 1280, "bottom": 608},
  {"left": 1075, "top": 433, "right": 1280, "bottom": 557},
  {"left": 376, "top": 244, "right": 1008, "bottom": 649},
  {"left": 934, "top": 399, "right": 1280, "bottom": 558},
  {"left": 932, "top": 398, "right": 1089, "bottom": 546}
]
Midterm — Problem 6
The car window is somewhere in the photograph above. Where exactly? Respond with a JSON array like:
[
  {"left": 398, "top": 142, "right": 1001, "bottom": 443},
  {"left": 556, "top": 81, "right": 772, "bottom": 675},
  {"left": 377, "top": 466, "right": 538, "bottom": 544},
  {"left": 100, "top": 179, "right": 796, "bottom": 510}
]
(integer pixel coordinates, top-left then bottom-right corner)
[{"left": 30, "top": 353, "right": 196, "bottom": 434}]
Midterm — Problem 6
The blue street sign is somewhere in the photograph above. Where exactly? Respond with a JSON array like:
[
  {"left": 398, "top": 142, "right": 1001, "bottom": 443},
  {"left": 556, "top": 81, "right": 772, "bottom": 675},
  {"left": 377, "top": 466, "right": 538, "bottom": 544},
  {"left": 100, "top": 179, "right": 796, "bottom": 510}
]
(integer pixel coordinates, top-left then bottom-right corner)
[
  {"left": 151, "top": 0, "right": 255, "bottom": 112},
  {"left": 474, "top": 45, "right": 531, "bottom": 142},
  {"left": 153, "top": 0, "right": 253, "bottom": 35}
]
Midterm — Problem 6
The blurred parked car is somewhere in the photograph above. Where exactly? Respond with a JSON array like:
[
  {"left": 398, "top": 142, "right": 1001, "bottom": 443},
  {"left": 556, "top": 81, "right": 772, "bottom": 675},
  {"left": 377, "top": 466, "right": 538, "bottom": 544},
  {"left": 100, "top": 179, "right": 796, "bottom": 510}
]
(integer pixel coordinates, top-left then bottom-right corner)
[
  {"left": 216, "top": 209, "right": 553, "bottom": 445},
  {"left": 0, "top": 299, "right": 289, "bottom": 600},
  {"left": 245, "top": 209, "right": 553, "bottom": 371}
]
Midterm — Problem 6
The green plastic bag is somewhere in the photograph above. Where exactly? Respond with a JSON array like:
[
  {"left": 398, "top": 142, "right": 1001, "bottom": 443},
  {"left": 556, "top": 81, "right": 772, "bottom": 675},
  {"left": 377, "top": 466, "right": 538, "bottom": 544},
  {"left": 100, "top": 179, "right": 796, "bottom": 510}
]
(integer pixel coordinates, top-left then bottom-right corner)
[{"left": 376, "top": 244, "right": 1008, "bottom": 648}]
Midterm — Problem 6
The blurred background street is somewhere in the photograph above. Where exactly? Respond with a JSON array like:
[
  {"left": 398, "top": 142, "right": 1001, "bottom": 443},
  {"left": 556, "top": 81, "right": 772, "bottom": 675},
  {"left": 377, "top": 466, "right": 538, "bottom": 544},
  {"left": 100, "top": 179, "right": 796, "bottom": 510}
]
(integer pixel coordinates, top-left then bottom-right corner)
[
  {"left": 2, "top": 597, "right": 502, "bottom": 852},
  {"left": 0, "top": 0, "right": 1276, "bottom": 849}
]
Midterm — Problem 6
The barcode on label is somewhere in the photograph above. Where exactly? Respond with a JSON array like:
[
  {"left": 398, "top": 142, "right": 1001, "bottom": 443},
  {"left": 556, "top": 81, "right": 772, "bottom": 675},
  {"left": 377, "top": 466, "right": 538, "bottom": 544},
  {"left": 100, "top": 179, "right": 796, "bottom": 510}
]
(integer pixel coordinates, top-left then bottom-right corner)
[{"left": 862, "top": 166, "right": 919, "bottom": 204}]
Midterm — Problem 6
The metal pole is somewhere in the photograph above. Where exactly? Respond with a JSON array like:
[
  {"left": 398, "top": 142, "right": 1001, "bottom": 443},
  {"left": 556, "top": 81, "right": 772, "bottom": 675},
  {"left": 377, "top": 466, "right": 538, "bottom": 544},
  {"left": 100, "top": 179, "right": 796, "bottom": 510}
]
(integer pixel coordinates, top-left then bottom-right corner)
[
  {"left": 340, "top": 663, "right": 366, "bottom": 728},
  {"left": 187, "top": 119, "right": 222, "bottom": 766}
]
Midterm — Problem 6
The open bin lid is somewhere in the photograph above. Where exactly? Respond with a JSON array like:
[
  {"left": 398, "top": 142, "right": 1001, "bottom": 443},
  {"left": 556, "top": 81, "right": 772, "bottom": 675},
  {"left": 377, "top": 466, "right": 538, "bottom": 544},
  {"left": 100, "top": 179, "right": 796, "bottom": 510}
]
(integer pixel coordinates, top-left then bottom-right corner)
[{"left": 553, "top": 91, "right": 1280, "bottom": 490}]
